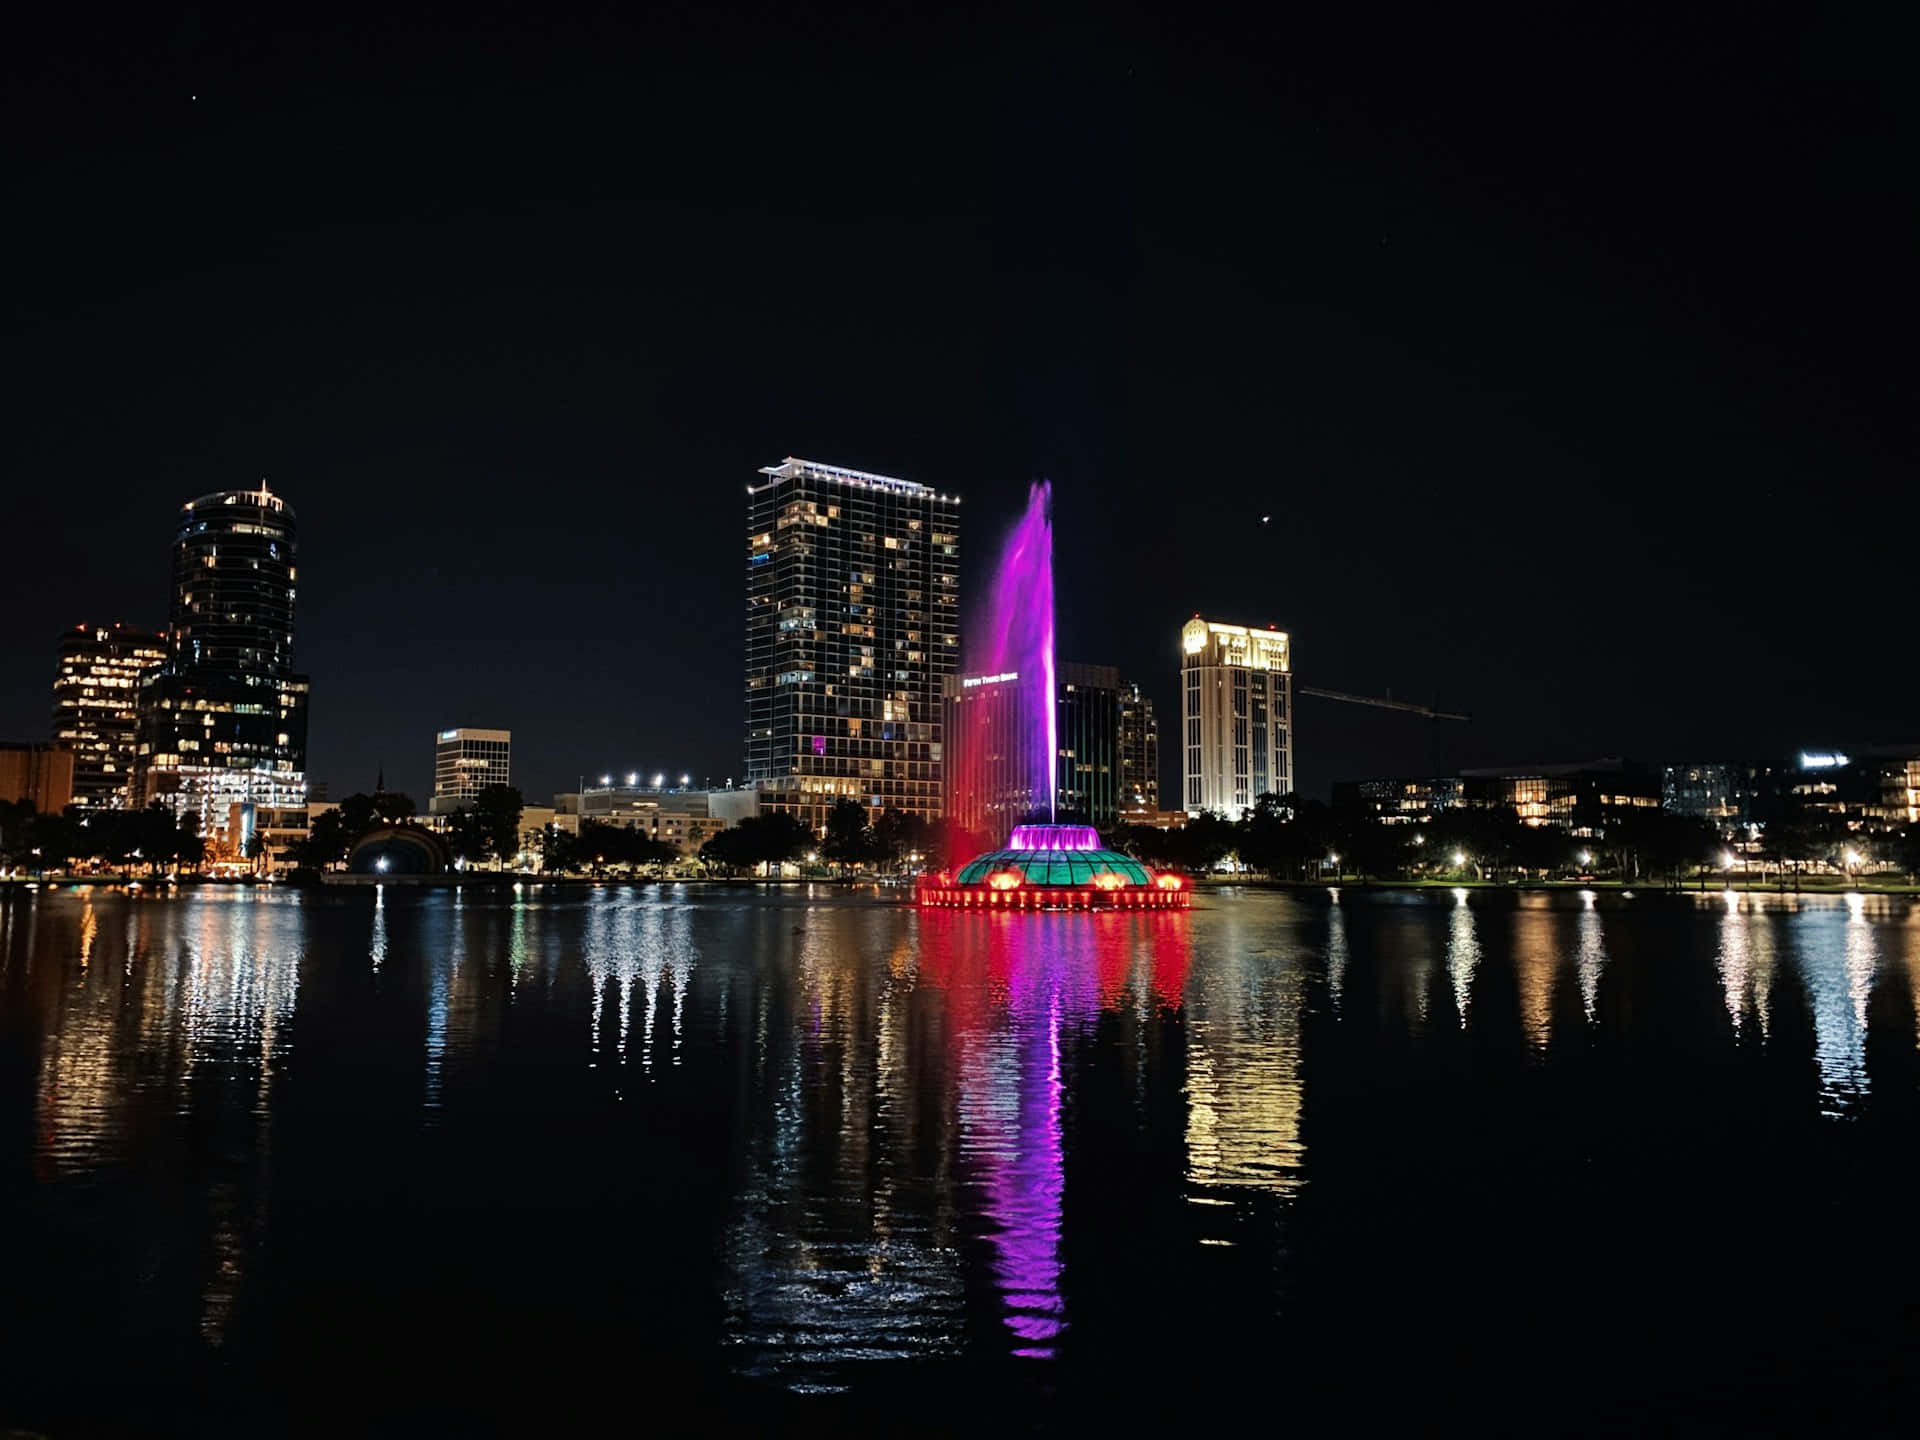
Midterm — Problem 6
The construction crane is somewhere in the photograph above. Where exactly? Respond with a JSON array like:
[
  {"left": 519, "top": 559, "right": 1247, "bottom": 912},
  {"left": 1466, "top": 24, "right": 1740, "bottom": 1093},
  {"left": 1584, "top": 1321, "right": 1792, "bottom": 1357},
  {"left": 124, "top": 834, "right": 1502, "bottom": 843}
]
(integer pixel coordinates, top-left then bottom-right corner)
[
  {"left": 1296, "top": 685, "right": 1471, "bottom": 777},
  {"left": 1295, "top": 686, "right": 1471, "bottom": 722}
]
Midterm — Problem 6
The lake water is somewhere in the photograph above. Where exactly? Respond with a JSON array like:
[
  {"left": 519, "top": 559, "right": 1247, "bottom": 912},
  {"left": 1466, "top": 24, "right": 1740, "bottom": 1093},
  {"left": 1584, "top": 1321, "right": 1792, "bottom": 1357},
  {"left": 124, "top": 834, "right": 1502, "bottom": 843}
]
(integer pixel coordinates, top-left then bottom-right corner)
[{"left": 4, "top": 883, "right": 1919, "bottom": 1434}]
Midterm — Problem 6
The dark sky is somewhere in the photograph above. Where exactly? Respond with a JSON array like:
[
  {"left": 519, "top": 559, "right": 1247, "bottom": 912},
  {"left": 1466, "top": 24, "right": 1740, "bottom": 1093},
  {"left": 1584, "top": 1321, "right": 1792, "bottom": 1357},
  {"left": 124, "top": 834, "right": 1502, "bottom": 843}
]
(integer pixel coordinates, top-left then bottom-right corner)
[{"left": 4, "top": 3, "right": 1912, "bottom": 803}]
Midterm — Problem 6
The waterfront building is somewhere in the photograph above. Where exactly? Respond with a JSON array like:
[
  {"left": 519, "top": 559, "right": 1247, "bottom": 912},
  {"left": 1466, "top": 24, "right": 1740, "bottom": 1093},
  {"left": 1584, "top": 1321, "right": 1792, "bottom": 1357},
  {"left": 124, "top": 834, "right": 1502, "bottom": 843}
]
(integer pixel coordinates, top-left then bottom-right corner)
[
  {"left": 1663, "top": 762, "right": 1756, "bottom": 827},
  {"left": 1771, "top": 747, "right": 1920, "bottom": 831},
  {"left": 1180, "top": 617, "right": 1293, "bottom": 818},
  {"left": 1056, "top": 663, "right": 1121, "bottom": 829},
  {"left": 1334, "top": 759, "right": 1660, "bottom": 837},
  {"left": 134, "top": 482, "right": 310, "bottom": 864},
  {"left": 558, "top": 781, "right": 739, "bottom": 855},
  {"left": 1334, "top": 775, "right": 1466, "bottom": 824},
  {"left": 0, "top": 742, "right": 74, "bottom": 813},
  {"left": 51, "top": 623, "right": 167, "bottom": 808},
  {"left": 1458, "top": 761, "right": 1661, "bottom": 835},
  {"left": 744, "top": 457, "right": 960, "bottom": 831},
  {"left": 428, "top": 727, "right": 512, "bottom": 816},
  {"left": 1117, "top": 681, "right": 1159, "bottom": 816}
]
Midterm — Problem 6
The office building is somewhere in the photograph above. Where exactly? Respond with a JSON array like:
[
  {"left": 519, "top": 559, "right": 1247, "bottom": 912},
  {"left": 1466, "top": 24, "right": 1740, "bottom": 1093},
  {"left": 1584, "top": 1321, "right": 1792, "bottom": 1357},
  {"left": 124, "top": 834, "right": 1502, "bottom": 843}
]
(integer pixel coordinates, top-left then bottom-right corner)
[
  {"left": 135, "top": 483, "right": 310, "bottom": 863},
  {"left": 1117, "top": 681, "right": 1159, "bottom": 815},
  {"left": 745, "top": 457, "right": 960, "bottom": 831},
  {"left": 1180, "top": 617, "right": 1293, "bottom": 818},
  {"left": 556, "top": 782, "right": 739, "bottom": 855},
  {"left": 1056, "top": 662, "right": 1121, "bottom": 829},
  {"left": 1335, "top": 775, "right": 1466, "bottom": 824},
  {"left": 942, "top": 670, "right": 1041, "bottom": 842},
  {"left": 51, "top": 623, "right": 167, "bottom": 807},
  {"left": 0, "top": 742, "right": 75, "bottom": 814},
  {"left": 943, "top": 663, "right": 1126, "bottom": 840},
  {"left": 429, "top": 727, "right": 512, "bottom": 815},
  {"left": 1333, "top": 760, "right": 1660, "bottom": 837},
  {"left": 1662, "top": 763, "right": 1757, "bottom": 828}
]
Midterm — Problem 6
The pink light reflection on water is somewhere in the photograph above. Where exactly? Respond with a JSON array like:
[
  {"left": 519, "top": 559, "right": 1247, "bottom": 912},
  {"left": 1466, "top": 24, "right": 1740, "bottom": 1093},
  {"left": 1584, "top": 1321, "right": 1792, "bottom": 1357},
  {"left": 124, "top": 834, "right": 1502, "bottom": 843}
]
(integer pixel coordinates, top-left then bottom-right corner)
[{"left": 919, "top": 911, "right": 1191, "bottom": 1360}]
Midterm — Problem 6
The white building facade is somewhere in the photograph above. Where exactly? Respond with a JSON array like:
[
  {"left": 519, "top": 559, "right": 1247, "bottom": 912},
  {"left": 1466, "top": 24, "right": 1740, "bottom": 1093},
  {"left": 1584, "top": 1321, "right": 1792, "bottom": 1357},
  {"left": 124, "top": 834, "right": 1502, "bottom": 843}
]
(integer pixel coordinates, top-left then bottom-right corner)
[{"left": 1180, "top": 618, "right": 1292, "bottom": 817}]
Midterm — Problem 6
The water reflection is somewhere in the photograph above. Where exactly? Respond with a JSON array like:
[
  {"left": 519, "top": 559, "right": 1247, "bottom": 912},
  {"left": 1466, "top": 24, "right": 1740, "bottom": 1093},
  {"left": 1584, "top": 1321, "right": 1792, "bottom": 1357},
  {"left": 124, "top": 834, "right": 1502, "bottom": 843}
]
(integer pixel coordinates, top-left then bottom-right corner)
[
  {"left": 1576, "top": 890, "right": 1607, "bottom": 1021},
  {"left": 1447, "top": 889, "right": 1479, "bottom": 1026},
  {"left": 1184, "top": 908, "right": 1303, "bottom": 1195},
  {"left": 7, "top": 885, "right": 1920, "bottom": 1429}
]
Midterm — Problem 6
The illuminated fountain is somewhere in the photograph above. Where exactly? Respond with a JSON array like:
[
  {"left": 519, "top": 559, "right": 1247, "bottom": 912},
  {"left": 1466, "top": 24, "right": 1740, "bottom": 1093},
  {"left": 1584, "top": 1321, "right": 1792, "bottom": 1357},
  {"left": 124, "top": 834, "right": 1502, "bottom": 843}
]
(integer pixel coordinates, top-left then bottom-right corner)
[{"left": 922, "top": 484, "right": 1188, "bottom": 910}]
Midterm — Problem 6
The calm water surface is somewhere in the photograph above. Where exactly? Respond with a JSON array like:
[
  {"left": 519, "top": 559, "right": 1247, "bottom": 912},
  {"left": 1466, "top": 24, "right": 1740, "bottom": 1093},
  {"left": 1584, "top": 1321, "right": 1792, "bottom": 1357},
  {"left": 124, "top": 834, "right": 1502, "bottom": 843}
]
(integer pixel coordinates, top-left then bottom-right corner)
[{"left": 4, "top": 883, "right": 1920, "bottom": 1434}]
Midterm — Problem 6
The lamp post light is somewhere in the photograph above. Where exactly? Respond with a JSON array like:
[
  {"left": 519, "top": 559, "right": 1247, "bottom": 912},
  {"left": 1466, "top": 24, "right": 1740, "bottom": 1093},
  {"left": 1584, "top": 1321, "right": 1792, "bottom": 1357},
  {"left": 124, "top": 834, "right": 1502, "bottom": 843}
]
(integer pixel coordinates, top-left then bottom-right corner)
[{"left": 1844, "top": 846, "right": 1862, "bottom": 889}]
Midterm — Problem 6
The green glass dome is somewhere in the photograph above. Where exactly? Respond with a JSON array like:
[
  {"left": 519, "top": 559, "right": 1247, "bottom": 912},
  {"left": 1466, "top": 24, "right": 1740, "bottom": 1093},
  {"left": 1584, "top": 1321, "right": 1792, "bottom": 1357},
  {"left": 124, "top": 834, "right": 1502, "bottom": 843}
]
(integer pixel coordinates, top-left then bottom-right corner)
[{"left": 954, "top": 847, "right": 1152, "bottom": 888}]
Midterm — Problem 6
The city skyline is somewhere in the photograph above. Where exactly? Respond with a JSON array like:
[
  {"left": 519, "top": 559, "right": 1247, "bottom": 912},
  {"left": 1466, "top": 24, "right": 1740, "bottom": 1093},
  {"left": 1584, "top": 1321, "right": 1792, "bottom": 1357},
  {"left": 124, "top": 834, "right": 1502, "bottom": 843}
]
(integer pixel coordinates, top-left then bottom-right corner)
[{"left": 3, "top": 8, "right": 1912, "bottom": 806}]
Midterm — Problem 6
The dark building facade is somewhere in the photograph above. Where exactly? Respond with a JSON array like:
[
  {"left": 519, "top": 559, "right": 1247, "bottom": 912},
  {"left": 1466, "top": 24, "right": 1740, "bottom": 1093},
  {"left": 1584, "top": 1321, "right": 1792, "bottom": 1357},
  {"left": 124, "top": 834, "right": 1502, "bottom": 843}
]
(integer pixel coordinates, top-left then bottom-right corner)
[
  {"left": 52, "top": 623, "right": 167, "bottom": 808},
  {"left": 744, "top": 458, "right": 960, "bottom": 831},
  {"left": 1056, "top": 663, "right": 1121, "bottom": 829},
  {"left": 1117, "top": 680, "right": 1159, "bottom": 816},
  {"left": 135, "top": 484, "right": 310, "bottom": 861}
]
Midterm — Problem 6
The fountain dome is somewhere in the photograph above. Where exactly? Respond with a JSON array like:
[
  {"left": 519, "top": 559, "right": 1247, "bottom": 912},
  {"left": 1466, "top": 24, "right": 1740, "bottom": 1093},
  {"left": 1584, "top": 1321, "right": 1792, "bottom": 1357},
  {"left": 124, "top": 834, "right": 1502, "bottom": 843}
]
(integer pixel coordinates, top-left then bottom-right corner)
[{"left": 920, "top": 824, "right": 1188, "bottom": 909}]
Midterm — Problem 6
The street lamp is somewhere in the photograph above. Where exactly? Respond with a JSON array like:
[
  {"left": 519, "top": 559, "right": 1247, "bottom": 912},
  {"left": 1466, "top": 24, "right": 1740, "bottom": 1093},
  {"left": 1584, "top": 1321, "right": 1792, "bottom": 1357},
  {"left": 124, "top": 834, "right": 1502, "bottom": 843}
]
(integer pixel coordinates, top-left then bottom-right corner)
[
  {"left": 1453, "top": 850, "right": 1466, "bottom": 868},
  {"left": 1844, "top": 847, "right": 1862, "bottom": 887}
]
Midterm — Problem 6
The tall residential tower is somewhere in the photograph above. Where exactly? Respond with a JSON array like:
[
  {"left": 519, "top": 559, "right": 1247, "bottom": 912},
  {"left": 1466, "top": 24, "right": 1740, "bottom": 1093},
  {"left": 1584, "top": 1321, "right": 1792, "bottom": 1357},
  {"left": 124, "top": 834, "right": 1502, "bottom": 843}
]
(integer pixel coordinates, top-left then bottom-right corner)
[
  {"left": 135, "top": 483, "right": 310, "bottom": 861},
  {"left": 745, "top": 457, "right": 960, "bottom": 831},
  {"left": 1180, "top": 617, "right": 1292, "bottom": 817}
]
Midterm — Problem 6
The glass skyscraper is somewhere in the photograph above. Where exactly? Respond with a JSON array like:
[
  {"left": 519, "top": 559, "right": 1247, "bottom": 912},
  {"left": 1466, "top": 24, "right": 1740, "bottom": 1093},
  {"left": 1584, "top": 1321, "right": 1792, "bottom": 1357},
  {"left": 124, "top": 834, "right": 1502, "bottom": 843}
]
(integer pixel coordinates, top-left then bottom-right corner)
[
  {"left": 135, "top": 483, "right": 310, "bottom": 860},
  {"left": 745, "top": 457, "right": 960, "bottom": 831}
]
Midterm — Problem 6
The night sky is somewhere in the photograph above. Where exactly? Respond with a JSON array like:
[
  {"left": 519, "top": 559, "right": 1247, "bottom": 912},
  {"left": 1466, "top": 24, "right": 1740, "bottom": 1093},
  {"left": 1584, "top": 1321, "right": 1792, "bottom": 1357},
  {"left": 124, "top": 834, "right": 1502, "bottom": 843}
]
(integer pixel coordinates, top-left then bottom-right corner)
[{"left": 4, "top": 4, "right": 1911, "bottom": 804}]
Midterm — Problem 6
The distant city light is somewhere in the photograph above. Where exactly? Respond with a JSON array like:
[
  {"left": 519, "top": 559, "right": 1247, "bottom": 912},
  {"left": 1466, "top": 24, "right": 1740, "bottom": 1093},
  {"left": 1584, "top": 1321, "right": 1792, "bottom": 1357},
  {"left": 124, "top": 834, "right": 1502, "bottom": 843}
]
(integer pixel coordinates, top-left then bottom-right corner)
[
  {"left": 680, "top": 774, "right": 691, "bottom": 787},
  {"left": 600, "top": 775, "right": 612, "bottom": 785},
  {"left": 627, "top": 772, "right": 638, "bottom": 785},
  {"left": 1799, "top": 751, "right": 1850, "bottom": 770},
  {"left": 652, "top": 772, "right": 664, "bottom": 788}
]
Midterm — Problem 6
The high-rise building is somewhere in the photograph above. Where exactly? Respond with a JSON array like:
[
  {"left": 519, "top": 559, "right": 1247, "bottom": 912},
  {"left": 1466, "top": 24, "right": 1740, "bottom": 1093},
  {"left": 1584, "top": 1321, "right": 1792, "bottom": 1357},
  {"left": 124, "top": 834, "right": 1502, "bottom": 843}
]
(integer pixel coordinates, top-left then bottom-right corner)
[
  {"left": 1117, "top": 681, "right": 1159, "bottom": 815},
  {"left": 745, "top": 457, "right": 960, "bottom": 831},
  {"left": 52, "top": 623, "right": 167, "bottom": 808},
  {"left": 429, "top": 727, "right": 512, "bottom": 815},
  {"left": 135, "top": 483, "right": 310, "bottom": 862},
  {"left": 943, "top": 670, "right": 1042, "bottom": 842},
  {"left": 943, "top": 663, "right": 1124, "bottom": 839},
  {"left": 1180, "top": 617, "right": 1292, "bottom": 818},
  {"left": 1055, "top": 662, "right": 1120, "bottom": 829}
]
